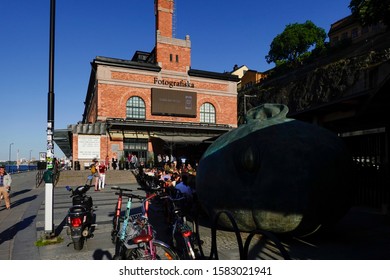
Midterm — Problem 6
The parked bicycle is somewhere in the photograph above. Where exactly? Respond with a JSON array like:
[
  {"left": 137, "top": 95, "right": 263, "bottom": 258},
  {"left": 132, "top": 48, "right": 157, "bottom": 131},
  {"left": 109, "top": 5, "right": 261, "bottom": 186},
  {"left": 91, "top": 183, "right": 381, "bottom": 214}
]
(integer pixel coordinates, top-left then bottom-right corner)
[
  {"left": 163, "top": 189, "right": 203, "bottom": 259},
  {"left": 111, "top": 186, "right": 134, "bottom": 245},
  {"left": 112, "top": 187, "right": 179, "bottom": 260}
]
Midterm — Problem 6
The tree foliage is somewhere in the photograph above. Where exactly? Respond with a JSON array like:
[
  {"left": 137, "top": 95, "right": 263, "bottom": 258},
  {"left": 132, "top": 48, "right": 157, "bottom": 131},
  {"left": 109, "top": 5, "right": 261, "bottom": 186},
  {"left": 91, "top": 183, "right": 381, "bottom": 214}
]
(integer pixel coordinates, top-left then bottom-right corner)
[
  {"left": 266, "top": 20, "right": 327, "bottom": 66},
  {"left": 349, "top": 0, "right": 390, "bottom": 27}
]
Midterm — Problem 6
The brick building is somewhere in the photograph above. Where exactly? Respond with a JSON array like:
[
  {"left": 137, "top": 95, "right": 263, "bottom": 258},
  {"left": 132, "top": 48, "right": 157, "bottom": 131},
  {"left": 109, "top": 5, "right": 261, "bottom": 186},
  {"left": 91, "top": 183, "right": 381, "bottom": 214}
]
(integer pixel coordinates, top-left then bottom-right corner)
[{"left": 54, "top": 0, "right": 239, "bottom": 169}]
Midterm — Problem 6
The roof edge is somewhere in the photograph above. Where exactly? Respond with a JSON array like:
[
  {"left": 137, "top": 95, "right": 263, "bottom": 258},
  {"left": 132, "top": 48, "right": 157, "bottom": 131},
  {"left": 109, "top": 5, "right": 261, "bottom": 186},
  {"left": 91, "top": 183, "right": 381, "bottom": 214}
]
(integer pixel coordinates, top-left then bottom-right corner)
[
  {"left": 189, "top": 69, "right": 240, "bottom": 82},
  {"left": 94, "top": 56, "right": 161, "bottom": 72}
]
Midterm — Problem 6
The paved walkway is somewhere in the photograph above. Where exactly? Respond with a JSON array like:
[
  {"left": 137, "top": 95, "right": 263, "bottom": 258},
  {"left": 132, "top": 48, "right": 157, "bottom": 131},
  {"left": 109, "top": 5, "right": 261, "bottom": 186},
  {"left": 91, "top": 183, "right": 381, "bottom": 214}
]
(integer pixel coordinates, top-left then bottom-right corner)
[{"left": 1, "top": 171, "right": 390, "bottom": 260}]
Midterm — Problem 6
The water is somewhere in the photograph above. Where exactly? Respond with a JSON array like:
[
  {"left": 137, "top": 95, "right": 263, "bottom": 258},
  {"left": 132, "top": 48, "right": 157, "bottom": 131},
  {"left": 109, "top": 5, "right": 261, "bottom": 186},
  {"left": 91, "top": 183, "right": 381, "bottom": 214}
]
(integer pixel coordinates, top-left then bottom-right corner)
[{"left": 4, "top": 165, "right": 37, "bottom": 173}]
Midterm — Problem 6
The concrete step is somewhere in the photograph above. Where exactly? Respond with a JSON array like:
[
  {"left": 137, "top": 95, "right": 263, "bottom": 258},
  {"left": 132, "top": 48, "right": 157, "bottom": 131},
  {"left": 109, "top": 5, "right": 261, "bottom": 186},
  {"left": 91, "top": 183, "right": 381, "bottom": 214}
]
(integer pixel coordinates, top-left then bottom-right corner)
[{"left": 55, "top": 169, "right": 137, "bottom": 187}]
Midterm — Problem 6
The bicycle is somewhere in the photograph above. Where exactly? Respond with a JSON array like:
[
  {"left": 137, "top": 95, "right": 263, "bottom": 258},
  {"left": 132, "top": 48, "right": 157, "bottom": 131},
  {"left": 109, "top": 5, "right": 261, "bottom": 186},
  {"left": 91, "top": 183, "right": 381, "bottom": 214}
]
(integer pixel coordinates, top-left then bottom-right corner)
[
  {"left": 163, "top": 189, "right": 203, "bottom": 259},
  {"left": 113, "top": 190, "right": 143, "bottom": 259},
  {"left": 35, "top": 170, "right": 44, "bottom": 188},
  {"left": 111, "top": 186, "right": 134, "bottom": 244},
  {"left": 113, "top": 188, "right": 179, "bottom": 260}
]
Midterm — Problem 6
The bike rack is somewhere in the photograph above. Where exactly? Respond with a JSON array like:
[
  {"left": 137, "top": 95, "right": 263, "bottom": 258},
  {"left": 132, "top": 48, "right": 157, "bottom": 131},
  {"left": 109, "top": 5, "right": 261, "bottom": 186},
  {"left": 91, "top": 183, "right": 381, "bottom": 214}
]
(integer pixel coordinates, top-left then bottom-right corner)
[
  {"left": 208, "top": 210, "right": 244, "bottom": 260},
  {"left": 243, "top": 229, "right": 291, "bottom": 260},
  {"left": 35, "top": 170, "right": 44, "bottom": 188},
  {"left": 35, "top": 169, "right": 60, "bottom": 188},
  {"left": 198, "top": 210, "right": 291, "bottom": 260}
]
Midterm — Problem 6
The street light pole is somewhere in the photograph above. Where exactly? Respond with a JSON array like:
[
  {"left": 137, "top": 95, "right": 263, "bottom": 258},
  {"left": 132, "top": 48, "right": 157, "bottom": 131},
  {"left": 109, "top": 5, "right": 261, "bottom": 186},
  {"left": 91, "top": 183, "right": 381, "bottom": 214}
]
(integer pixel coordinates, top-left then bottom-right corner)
[
  {"left": 45, "top": 0, "right": 56, "bottom": 237},
  {"left": 47, "top": 0, "right": 55, "bottom": 166},
  {"left": 8, "top": 143, "right": 14, "bottom": 173}
]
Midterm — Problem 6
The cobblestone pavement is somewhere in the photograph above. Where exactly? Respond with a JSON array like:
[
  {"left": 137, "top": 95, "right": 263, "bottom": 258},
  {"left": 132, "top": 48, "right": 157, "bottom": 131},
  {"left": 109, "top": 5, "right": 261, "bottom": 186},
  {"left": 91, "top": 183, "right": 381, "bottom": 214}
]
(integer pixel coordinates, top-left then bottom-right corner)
[{"left": 1, "top": 171, "right": 390, "bottom": 260}]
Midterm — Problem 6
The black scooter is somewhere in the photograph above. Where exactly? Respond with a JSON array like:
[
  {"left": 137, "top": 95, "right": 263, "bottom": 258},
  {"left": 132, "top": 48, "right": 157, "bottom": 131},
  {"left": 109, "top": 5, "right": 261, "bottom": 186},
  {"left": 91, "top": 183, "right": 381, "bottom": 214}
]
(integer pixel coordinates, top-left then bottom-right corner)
[{"left": 64, "top": 175, "right": 97, "bottom": 250}]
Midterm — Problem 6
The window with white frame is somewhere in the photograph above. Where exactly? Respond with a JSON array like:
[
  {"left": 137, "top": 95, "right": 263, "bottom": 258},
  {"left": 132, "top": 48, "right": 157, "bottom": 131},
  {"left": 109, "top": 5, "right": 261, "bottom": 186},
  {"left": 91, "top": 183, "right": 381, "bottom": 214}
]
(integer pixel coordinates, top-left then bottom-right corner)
[
  {"left": 200, "top": 102, "right": 216, "bottom": 123},
  {"left": 126, "top": 96, "right": 146, "bottom": 119}
]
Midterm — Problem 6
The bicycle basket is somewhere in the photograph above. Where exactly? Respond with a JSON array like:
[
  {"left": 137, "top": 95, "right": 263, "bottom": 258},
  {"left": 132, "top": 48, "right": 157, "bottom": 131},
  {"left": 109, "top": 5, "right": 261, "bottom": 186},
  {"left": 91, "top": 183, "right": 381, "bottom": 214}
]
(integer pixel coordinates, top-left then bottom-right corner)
[
  {"left": 129, "top": 212, "right": 143, "bottom": 223},
  {"left": 121, "top": 213, "right": 142, "bottom": 239},
  {"left": 124, "top": 225, "right": 139, "bottom": 240}
]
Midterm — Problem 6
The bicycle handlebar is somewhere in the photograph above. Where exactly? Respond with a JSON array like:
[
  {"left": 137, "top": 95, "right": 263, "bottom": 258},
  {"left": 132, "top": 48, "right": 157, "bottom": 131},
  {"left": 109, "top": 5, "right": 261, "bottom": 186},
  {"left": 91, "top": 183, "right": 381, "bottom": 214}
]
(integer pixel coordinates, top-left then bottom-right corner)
[
  {"left": 111, "top": 186, "right": 133, "bottom": 192},
  {"left": 115, "top": 192, "right": 145, "bottom": 201}
]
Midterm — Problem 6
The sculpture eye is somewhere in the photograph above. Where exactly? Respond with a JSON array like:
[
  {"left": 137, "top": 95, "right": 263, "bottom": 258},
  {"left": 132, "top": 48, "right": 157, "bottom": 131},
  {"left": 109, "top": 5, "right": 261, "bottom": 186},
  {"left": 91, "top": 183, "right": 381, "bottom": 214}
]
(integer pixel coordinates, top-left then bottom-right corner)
[{"left": 241, "top": 146, "right": 259, "bottom": 172}]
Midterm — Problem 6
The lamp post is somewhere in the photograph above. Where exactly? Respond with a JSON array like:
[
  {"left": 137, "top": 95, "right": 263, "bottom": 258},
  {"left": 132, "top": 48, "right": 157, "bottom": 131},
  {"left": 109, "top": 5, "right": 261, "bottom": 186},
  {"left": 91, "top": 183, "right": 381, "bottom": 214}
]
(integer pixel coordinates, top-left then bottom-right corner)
[
  {"left": 44, "top": 0, "right": 56, "bottom": 237},
  {"left": 8, "top": 143, "right": 14, "bottom": 173}
]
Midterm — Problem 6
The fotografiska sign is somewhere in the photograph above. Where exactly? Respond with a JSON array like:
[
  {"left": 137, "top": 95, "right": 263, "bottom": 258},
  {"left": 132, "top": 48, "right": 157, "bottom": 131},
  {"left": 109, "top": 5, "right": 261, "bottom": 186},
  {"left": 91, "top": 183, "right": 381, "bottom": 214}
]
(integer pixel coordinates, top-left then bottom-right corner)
[{"left": 154, "top": 78, "right": 194, "bottom": 88}]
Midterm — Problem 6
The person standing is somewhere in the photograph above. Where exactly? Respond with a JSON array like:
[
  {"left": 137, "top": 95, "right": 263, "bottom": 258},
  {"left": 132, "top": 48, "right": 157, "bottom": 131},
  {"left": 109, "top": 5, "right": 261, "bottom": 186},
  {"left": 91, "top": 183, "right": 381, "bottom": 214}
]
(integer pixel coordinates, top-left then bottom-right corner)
[
  {"left": 165, "top": 154, "right": 170, "bottom": 165},
  {"left": 0, "top": 165, "right": 12, "bottom": 210},
  {"left": 112, "top": 156, "right": 118, "bottom": 170},
  {"left": 157, "top": 154, "right": 162, "bottom": 168},
  {"left": 130, "top": 153, "right": 138, "bottom": 169},
  {"left": 128, "top": 153, "right": 133, "bottom": 169},
  {"left": 90, "top": 159, "right": 100, "bottom": 191},
  {"left": 98, "top": 161, "right": 107, "bottom": 190}
]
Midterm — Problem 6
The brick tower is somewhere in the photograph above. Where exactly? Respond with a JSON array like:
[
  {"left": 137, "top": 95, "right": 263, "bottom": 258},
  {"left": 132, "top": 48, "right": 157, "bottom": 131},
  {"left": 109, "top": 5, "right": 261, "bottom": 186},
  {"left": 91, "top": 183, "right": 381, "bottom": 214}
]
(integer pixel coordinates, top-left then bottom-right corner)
[{"left": 155, "top": 0, "right": 191, "bottom": 72}]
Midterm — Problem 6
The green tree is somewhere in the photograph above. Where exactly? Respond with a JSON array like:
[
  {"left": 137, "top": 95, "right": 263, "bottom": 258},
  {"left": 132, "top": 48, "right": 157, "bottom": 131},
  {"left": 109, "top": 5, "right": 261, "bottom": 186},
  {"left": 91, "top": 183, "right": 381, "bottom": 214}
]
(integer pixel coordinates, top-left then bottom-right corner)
[
  {"left": 349, "top": 0, "right": 390, "bottom": 27},
  {"left": 266, "top": 20, "right": 326, "bottom": 66}
]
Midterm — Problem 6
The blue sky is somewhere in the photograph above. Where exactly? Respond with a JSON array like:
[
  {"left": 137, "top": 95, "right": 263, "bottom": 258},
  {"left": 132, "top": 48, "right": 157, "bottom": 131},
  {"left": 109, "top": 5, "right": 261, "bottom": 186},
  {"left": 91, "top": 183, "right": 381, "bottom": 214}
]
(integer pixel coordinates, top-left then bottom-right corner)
[{"left": 0, "top": 0, "right": 352, "bottom": 161}]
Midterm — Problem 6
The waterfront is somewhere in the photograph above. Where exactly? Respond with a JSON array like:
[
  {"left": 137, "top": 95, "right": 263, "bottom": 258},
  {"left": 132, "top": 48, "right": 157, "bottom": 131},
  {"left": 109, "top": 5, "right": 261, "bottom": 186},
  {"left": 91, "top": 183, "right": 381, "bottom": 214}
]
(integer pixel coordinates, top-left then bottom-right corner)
[{"left": 1, "top": 164, "right": 37, "bottom": 173}]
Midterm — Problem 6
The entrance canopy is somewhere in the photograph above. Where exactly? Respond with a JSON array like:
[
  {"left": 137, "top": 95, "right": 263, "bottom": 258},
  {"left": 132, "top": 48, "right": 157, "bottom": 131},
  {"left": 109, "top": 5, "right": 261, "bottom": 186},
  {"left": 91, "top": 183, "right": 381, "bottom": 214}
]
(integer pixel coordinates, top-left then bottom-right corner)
[
  {"left": 55, "top": 119, "right": 233, "bottom": 160},
  {"left": 54, "top": 123, "right": 107, "bottom": 159},
  {"left": 53, "top": 129, "right": 72, "bottom": 158},
  {"left": 150, "top": 134, "right": 213, "bottom": 144},
  {"left": 106, "top": 118, "right": 232, "bottom": 143}
]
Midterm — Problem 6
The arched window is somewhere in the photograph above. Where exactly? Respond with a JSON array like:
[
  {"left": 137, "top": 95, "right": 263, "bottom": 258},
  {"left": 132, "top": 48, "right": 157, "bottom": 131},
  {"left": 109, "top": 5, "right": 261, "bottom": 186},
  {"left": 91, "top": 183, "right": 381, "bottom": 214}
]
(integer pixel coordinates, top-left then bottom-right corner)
[
  {"left": 126, "top": 96, "right": 146, "bottom": 119},
  {"left": 200, "top": 102, "right": 216, "bottom": 123}
]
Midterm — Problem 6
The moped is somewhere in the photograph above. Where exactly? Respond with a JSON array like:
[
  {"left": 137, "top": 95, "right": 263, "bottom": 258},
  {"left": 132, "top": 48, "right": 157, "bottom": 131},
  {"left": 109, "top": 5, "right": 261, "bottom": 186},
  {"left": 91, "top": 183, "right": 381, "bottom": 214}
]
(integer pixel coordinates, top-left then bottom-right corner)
[{"left": 64, "top": 175, "right": 97, "bottom": 250}]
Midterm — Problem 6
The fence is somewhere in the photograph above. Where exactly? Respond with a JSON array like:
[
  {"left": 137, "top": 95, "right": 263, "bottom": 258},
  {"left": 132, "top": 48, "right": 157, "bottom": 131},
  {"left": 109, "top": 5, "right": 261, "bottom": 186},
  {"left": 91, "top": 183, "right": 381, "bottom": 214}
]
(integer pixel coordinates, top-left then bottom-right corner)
[{"left": 342, "top": 130, "right": 389, "bottom": 210}]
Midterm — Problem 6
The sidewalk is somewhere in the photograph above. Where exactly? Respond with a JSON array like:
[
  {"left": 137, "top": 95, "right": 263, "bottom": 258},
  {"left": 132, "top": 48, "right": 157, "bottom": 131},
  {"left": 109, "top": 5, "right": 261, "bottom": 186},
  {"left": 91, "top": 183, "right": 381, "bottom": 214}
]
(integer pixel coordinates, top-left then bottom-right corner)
[{"left": 1, "top": 171, "right": 390, "bottom": 260}]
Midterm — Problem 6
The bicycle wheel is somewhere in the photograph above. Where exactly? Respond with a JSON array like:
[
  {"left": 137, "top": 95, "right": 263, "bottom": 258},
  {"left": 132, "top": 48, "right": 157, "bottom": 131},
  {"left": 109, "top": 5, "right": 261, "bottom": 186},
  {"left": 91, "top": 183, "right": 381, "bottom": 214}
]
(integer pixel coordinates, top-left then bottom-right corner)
[
  {"left": 153, "top": 240, "right": 180, "bottom": 260},
  {"left": 186, "top": 218, "right": 204, "bottom": 259},
  {"left": 173, "top": 228, "right": 201, "bottom": 260},
  {"left": 173, "top": 218, "right": 203, "bottom": 259},
  {"left": 124, "top": 240, "right": 180, "bottom": 260}
]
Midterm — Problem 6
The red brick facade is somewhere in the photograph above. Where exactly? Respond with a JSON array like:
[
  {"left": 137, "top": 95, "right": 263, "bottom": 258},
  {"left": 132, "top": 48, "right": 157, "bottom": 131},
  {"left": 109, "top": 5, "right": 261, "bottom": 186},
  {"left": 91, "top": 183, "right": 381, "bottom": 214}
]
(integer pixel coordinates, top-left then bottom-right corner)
[
  {"left": 67, "top": 0, "right": 238, "bottom": 167},
  {"left": 95, "top": 71, "right": 237, "bottom": 125}
]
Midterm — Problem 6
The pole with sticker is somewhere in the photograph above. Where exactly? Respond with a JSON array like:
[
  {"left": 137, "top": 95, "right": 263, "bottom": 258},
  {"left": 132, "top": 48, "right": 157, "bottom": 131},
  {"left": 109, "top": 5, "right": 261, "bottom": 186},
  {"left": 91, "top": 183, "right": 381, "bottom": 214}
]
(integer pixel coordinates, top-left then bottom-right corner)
[{"left": 45, "top": 0, "right": 56, "bottom": 238}]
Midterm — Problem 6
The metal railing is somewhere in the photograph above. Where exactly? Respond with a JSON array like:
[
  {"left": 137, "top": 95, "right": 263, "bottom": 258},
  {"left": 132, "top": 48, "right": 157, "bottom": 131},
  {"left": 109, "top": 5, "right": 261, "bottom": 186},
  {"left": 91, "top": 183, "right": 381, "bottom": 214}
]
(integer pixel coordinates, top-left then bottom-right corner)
[
  {"left": 36, "top": 169, "right": 60, "bottom": 188},
  {"left": 195, "top": 210, "right": 291, "bottom": 260}
]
